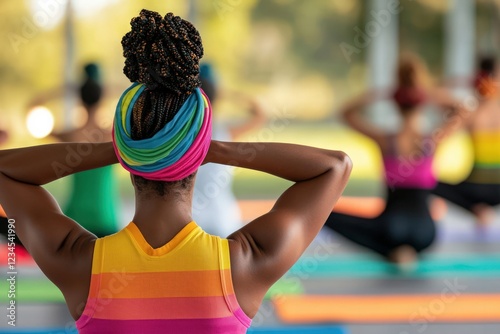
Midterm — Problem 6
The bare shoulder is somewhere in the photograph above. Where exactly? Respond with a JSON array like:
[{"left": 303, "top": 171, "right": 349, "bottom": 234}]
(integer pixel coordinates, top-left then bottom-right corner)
[{"left": 227, "top": 233, "right": 269, "bottom": 318}]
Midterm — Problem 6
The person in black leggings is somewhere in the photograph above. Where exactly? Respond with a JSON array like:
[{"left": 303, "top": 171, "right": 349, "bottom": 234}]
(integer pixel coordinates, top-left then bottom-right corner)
[
  {"left": 433, "top": 183, "right": 500, "bottom": 221},
  {"left": 327, "top": 188, "right": 435, "bottom": 259},
  {"left": 433, "top": 56, "right": 500, "bottom": 225},
  {"left": 326, "top": 53, "right": 464, "bottom": 265}
]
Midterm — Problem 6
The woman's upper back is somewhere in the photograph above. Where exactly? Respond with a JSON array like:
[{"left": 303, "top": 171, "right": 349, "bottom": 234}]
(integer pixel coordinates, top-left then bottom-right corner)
[
  {"left": 76, "top": 222, "right": 251, "bottom": 334},
  {"left": 380, "top": 132, "right": 436, "bottom": 190}
]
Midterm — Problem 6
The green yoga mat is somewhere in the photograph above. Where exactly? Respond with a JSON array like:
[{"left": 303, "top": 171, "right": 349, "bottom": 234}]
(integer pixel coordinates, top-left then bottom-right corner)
[
  {"left": 289, "top": 253, "right": 500, "bottom": 278},
  {"left": 265, "top": 278, "right": 304, "bottom": 299},
  {"left": 0, "top": 279, "right": 63, "bottom": 303}
]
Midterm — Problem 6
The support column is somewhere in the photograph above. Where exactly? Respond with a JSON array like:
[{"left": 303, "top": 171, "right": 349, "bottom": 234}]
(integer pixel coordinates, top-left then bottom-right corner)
[
  {"left": 367, "top": 0, "right": 399, "bottom": 126},
  {"left": 63, "top": 0, "right": 76, "bottom": 129},
  {"left": 444, "top": 0, "right": 475, "bottom": 81}
]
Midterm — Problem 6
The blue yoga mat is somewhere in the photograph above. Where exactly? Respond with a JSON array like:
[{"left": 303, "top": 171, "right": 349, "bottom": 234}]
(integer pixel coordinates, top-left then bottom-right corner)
[
  {"left": 248, "top": 325, "right": 348, "bottom": 333},
  {"left": 0, "top": 326, "right": 346, "bottom": 334},
  {"left": 0, "top": 326, "right": 349, "bottom": 334},
  {"left": 0, "top": 330, "right": 76, "bottom": 334},
  {"left": 289, "top": 253, "right": 500, "bottom": 278}
]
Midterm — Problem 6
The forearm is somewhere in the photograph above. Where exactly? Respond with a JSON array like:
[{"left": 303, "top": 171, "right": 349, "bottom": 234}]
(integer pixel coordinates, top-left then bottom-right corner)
[
  {"left": 0, "top": 142, "right": 117, "bottom": 185},
  {"left": 206, "top": 140, "right": 349, "bottom": 182},
  {"left": 229, "top": 99, "right": 267, "bottom": 139}
]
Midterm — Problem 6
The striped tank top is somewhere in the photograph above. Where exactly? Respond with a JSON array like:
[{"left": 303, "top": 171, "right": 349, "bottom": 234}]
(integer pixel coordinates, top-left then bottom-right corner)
[
  {"left": 76, "top": 222, "right": 251, "bottom": 333},
  {"left": 467, "top": 131, "right": 500, "bottom": 184}
]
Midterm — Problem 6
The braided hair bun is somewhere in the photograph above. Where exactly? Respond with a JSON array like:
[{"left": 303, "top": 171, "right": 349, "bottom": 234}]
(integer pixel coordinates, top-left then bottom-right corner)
[
  {"left": 122, "top": 10, "right": 204, "bottom": 94},
  {"left": 121, "top": 10, "right": 205, "bottom": 140}
]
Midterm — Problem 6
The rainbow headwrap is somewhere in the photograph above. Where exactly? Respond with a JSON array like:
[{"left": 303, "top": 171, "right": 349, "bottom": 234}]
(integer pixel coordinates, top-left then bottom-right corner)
[{"left": 112, "top": 83, "right": 212, "bottom": 181}]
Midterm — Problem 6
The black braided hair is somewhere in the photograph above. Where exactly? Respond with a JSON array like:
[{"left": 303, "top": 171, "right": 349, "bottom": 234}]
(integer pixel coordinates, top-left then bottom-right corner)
[
  {"left": 80, "top": 63, "right": 103, "bottom": 109},
  {"left": 478, "top": 56, "right": 496, "bottom": 76},
  {"left": 121, "top": 9, "right": 204, "bottom": 196},
  {"left": 122, "top": 10, "right": 204, "bottom": 140}
]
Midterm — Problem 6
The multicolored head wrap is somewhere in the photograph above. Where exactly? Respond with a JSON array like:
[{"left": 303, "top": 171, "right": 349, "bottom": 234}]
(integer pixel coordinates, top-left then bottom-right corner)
[{"left": 112, "top": 83, "right": 212, "bottom": 181}]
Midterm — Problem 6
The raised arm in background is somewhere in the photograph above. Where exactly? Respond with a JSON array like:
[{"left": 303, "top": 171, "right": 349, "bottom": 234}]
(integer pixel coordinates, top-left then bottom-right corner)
[{"left": 340, "top": 90, "right": 390, "bottom": 146}]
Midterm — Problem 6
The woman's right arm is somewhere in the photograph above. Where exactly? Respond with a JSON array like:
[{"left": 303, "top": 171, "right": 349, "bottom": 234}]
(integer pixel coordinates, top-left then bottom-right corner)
[{"left": 204, "top": 140, "right": 352, "bottom": 316}]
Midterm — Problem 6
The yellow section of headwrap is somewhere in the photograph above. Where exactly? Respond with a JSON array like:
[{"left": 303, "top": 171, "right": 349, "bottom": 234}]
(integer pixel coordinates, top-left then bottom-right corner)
[{"left": 120, "top": 84, "right": 144, "bottom": 137}]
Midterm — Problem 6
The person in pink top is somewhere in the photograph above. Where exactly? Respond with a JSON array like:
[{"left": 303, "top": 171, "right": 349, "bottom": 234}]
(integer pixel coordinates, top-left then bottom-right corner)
[
  {"left": 0, "top": 9, "right": 352, "bottom": 333},
  {"left": 324, "top": 53, "right": 465, "bottom": 267}
]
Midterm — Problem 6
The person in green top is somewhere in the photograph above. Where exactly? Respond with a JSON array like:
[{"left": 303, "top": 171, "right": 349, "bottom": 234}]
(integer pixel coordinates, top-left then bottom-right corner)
[{"left": 51, "top": 63, "right": 120, "bottom": 237}]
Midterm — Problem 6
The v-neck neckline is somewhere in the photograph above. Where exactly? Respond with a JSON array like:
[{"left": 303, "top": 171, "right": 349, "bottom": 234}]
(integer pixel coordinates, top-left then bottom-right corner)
[{"left": 126, "top": 221, "right": 198, "bottom": 257}]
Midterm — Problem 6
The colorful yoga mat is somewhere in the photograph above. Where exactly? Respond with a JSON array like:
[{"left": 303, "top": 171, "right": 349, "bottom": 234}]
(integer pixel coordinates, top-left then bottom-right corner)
[
  {"left": 248, "top": 325, "right": 348, "bottom": 333},
  {"left": 0, "top": 326, "right": 347, "bottom": 334},
  {"left": 289, "top": 253, "right": 500, "bottom": 278},
  {"left": 273, "top": 294, "right": 500, "bottom": 323}
]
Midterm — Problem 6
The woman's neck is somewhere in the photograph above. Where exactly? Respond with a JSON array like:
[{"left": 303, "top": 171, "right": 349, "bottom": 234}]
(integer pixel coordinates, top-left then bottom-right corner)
[
  {"left": 85, "top": 108, "right": 99, "bottom": 126},
  {"left": 132, "top": 192, "right": 193, "bottom": 249}
]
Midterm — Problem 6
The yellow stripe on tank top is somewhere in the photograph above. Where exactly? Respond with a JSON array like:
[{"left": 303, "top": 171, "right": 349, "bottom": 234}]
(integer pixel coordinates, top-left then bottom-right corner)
[{"left": 91, "top": 223, "right": 231, "bottom": 274}]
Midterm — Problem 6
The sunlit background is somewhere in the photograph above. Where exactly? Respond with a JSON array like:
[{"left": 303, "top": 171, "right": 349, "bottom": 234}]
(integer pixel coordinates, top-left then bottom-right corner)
[
  {"left": 0, "top": 0, "right": 499, "bottom": 199},
  {"left": 3, "top": 1, "right": 500, "bottom": 334}
]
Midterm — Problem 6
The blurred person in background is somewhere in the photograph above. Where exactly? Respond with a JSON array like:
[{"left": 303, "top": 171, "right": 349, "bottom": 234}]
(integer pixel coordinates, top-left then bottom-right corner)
[
  {"left": 433, "top": 56, "right": 500, "bottom": 226},
  {"left": 324, "top": 53, "right": 465, "bottom": 268},
  {"left": 193, "top": 63, "right": 266, "bottom": 237},
  {"left": 31, "top": 63, "right": 121, "bottom": 237}
]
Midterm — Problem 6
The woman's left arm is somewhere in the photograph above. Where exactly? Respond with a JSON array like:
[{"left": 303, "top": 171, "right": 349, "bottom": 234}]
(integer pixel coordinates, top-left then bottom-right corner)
[
  {"left": 0, "top": 142, "right": 117, "bottom": 296},
  {"left": 0, "top": 142, "right": 117, "bottom": 185}
]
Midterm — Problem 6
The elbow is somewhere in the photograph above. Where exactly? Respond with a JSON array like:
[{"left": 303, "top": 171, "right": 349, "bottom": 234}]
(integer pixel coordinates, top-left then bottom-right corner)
[{"left": 331, "top": 151, "right": 353, "bottom": 181}]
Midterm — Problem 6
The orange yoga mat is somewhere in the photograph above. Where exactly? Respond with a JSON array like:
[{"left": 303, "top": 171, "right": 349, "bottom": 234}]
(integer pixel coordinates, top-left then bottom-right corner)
[
  {"left": 239, "top": 197, "right": 447, "bottom": 222},
  {"left": 273, "top": 294, "right": 500, "bottom": 323},
  {"left": 239, "top": 197, "right": 384, "bottom": 221}
]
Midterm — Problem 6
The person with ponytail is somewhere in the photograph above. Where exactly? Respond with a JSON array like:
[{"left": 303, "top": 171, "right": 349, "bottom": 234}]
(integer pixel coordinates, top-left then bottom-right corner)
[
  {"left": 433, "top": 56, "right": 500, "bottom": 226},
  {"left": 0, "top": 10, "right": 351, "bottom": 333},
  {"left": 52, "top": 63, "right": 121, "bottom": 238},
  {"left": 324, "top": 53, "right": 464, "bottom": 267}
]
